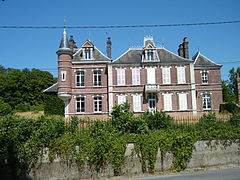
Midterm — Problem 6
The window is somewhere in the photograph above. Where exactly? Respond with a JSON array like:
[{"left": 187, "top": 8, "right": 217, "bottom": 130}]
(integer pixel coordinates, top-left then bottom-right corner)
[
  {"left": 118, "top": 95, "right": 126, "bottom": 105},
  {"left": 148, "top": 94, "right": 156, "bottom": 111},
  {"left": 162, "top": 67, "right": 171, "bottom": 84},
  {"left": 76, "top": 97, "right": 85, "bottom": 113},
  {"left": 76, "top": 71, "right": 84, "bottom": 87},
  {"left": 179, "top": 93, "right": 187, "bottom": 110},
  {"left": 93, "top": 70, "right": 102, "bottom": 86},
  {"left": 117, "top": 68, "right": 125, "bottom": 85},
  {"left": 133, "top": 95, "right": 141, "bottom": 112},
  {"left": 147, "top": 52, "right": 154, "bottom": 60},
  {"left": 132, "top": 68, "right": 140, "bottom": 85},
  {"left": 163, "top": 94, "right": 172, "bottom": 111},
  {"left": 202, "top": 71, "right": 208, "bottom": 84},
  {"left": 202, "top": 94, "right": 211, "bottom": 109},
  {"left": 177, "top": 67, "right": 186, "bottom": 84},
  {"left": 61, "top": 71, "right": 66, "bottom": 82},
  {"left": 147, "top": 67, "right": 156, "bottom": 84},
  {"left": 94, "top": 96, "right": 102, "bottom": 112},
  {"left": 85, "top": 49, "right": 91, "bottom": 59}
]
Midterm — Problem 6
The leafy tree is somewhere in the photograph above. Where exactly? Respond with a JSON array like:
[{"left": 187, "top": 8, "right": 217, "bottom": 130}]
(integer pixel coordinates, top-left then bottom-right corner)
[
  {"left": 0, "top": 65, "right": 56, "bottom": 109},
  {"left": 222, "top": 67, "right": 240, "bottom": 103}
]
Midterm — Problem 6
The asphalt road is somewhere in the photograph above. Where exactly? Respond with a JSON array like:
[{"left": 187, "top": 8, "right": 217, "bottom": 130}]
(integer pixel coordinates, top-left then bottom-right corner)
[{"left": 130, "top": 168, "right": 240, "bottom": 180}]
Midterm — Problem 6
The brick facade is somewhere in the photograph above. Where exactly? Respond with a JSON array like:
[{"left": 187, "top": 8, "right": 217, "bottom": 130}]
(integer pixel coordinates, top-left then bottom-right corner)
[{"left": 52, "top": 31, "right": 222, "bottom": 118}]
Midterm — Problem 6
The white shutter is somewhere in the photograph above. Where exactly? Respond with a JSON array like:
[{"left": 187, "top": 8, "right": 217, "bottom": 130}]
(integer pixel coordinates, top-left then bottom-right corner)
[
  {"left": 147, "top": 67, "right": 155, "bottom": 84},
  {"left": 117, "top": 69, "right": 125, "bottom": 85},
  {"left": 163, "top": 94, "right": 172, "bottom": 111},
  {"left": 162, "top": 67, "right": 171, "bottom": 84},
  {"left": 133, "top": 95, "right": 141, "bottom": 112},
  {"left": 179, "top": 93, "right": 187, "bottom": 110},
  {"left": 132, "top": 68, "right": 140, "bottom": 85},
  {"left": 118, "top": 95, "right": 126, "bottom": 105},
  {"left": 177, "top": 67, "right": 186, "bottom": 84}
]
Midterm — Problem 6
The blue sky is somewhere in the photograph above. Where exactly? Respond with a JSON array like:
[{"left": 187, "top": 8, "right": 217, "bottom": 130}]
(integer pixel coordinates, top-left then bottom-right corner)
[{"left": 0, "top": 0, "right": 239, "bottom": 80}]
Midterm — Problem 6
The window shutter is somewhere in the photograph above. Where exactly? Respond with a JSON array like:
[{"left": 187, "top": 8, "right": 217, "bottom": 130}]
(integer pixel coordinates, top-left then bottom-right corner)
[
  {"left": 179, "top": 93, "right": 187, "bottom": 110},
  {"left": 133, "top": 95, "right": 141, "bottom": 112},
  {"left": 132, "top": 68, "right": 140, "bottom": 85},
  {"left": 147, "top": 68, "right": 155, "bottom": 84},
  {"left": 163, "top": 67, "right": 171, "bottom": 84},
  {"left": 163, "top": 94, "right": 172, "bottom": 111},
  {"left": 117, "top": 69, "right": 125, "bottom": 85},
  {"left": 177, "top": 67, "right": 186, "bottom": 84},
  {"left": 118, "top": 95, "right": 126, "bottom": 105}
]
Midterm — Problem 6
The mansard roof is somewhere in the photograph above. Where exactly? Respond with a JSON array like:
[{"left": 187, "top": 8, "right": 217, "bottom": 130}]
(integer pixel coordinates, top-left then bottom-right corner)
[
  {"left": 113, "top": 47, "right": 193, "bottom": 65},
  {"left": 193, "top": 52, "right": 221, "bottom": 68}
]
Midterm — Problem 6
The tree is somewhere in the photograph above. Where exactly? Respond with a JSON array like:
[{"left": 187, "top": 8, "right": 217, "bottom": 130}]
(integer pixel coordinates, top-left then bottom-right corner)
[
  {"left": 222, "top": 67, "right": 240, "bottom": 103},
  {"left": 0, "top": 65, "right": 56, "bottom": 109}
]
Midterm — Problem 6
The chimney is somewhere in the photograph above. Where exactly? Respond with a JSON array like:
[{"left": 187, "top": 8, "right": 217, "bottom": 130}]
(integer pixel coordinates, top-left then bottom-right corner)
[
  {"left": 69, "top": 35, "right": 77, "bottom": 52},
  {"left": 107, "top": 37, "right": 112, "bottom": 59},
  {"left": 183, "top": 37, "right": 189, "bottom": 59},
  {"left": 237, "top": 72, "right": 240, "bottom": 102},
  {"left": 178, "top": 44, "right": 184, "bottom": 57}
]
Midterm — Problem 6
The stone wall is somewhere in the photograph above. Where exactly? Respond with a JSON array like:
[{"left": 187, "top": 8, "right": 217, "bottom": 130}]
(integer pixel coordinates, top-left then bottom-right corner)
[{"left": 29, "top": 139, "right": 240, "bottom": 180}]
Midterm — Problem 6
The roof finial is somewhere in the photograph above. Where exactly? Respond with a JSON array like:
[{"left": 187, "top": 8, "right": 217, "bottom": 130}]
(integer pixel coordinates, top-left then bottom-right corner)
[{"left": 64, "top": 17, "right": 67, "bottom": 29}]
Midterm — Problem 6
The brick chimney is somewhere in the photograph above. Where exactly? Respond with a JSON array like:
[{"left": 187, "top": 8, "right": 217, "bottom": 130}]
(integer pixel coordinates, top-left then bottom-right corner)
[
  {"left": 107, "top": 37, "right": 112, "bottom": 59},
  {"left": 178, "top": 44, "right": 184, "bottom": 57},
  {"left": 183, "top": 37, "right": 189, "bottom": 59}
]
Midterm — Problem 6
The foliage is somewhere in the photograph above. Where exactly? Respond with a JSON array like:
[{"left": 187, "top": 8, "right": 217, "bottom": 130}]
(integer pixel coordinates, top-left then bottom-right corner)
[
  {"left": 0, "top": 99, "right": 12, "bottom": 116},
  {"left": 220, "top": 102, "right": 240, "bottom": 114},
  {"left": 44, "top": 93, "right": 64, "bottom": 116},
  {"left": 15, "top": 103, "right": 31, "bottom": 112},
  {"left": 1, "top": 106, "right": 240, "bottom": 178},
  {"left": 222, "top": 67, "right": 240, "bottom": 103},
  {"left": 0, "top": 65, "right": 56, "bottom": 109},
  {"left": 141, "top": 110, "right": 173, "bottom": 130}
]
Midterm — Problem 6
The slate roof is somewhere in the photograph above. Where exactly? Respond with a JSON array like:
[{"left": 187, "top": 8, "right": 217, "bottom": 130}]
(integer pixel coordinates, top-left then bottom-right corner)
[
  {"left": 113, "top": 48, "right": 193, "bottom": 64},
  {"left": 43, "top": 83, "right": 58, "bottom": 93},
  {"left": 73, "top": 47, "right": 110, "bottom": 62},
  {"left": 193, "top": 52, "right": 221, "bottom": 68}
]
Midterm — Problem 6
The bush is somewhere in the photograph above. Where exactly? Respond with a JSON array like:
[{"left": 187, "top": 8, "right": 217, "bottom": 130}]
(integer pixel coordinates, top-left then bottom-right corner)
[
  {"left": 220, "top": 103, "right": 240, "bottom": 114},
  {"left": 230, "top": 113, "right": 240, "bottom": 127},
  {"left": 199, "top": 112, "right": 217, "bottom": 122},
  {"left": 15, "top": 103, "right": 31, "bottom": 112},
  {"left": 0, "top": 100, "right": 12, "bottom": 116},
  {"left": 44, "top": 94, "right": 64, "bottom": 116},
  {"left": 141, "top": 110, "right": 173, "bottom": 130}
]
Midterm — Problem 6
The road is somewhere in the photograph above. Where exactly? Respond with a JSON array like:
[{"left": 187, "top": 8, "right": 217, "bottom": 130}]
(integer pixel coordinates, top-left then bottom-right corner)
[{"left": 130, "top": 168, "right": 240, "bottom": 180}]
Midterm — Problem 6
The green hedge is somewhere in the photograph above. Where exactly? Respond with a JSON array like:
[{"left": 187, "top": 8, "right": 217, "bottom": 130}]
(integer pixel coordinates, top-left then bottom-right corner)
[
  {"left": 44, "top": 94, "right": 64, "bottom": 116},
  {"left": 219, "top": 102, "right": 240, "bottom": 114}
]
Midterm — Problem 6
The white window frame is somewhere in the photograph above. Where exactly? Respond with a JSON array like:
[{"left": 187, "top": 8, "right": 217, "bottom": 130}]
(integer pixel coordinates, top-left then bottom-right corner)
[
  {"left": 147, "top": 51, "right": 154, "bottom": 61},
  {"left": 75, "top": 71, "right": 84, "bottom": 87},
  {"left": 162, "top": 67, "right": 171, "bottom": 84},
  {"left": 147, "top": 67, "right": 156, "bottom": 84},
  {"left": 76, "top": 97, "right": 85, "bottom": 113},
  {"left": 85, "top": 49, "right": 91, "bottom": 59},
  {"left": 117, "top": 68, "right": 125, "bottom": 85},
  {"left": 133, "top": 94, "right": 141, "bottom": 112},
  {"left": 93, "top": 96, "right": 102, "bottom": 113},
  {"left": 132, "top": 67, "right": 140, "bottom": 85},
  {"left": 201, "top": 71, "right": 208, "bottom": 84},
  {"left": 93, "top": 70, "right": 102, "bottom": 86},
  {"left": 148, "top": 94, "right": 156, "bottom": 111},
  {"left": 202, "top": 93, "right": 211, "bottom": 110},
  {"left": 177, "top": 66, "right": 186, "bottom": 84},
  {"left": 163, "top": 93, "right": 172, "bottom": 111},
  {"left": 61, "top": 71, "right": 66, "bottom": 82},
  {"left": 179, "top": 93, "right": 188, "bottom": 110},
  {"left": 117, "top": 95, "right": 126, "bottom": 105}
]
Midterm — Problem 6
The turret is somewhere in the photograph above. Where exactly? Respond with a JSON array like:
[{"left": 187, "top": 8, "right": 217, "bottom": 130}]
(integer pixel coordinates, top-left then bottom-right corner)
[{"left": 57, "top": 29, "right": 73, "bottom": 117}]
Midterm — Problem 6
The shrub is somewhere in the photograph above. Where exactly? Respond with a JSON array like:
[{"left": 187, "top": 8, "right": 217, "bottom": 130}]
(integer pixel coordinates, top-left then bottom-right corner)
[
  {"left": 0, "top": 100, "right": 12, "bottom": 116},
  {"left": 141, "top": 110, "right": 173, "bottom": 130},
  {"left": 230, "top": 113, "right": 240, "bottom": 127},
  {"left": 44, "top": 94, "right": 64, "bottom": 116},
  {"left": 199, "top": 112, "right": 217, "bottom": 122},
  {"left": 15, "top": 103, "right": 31, "bottom": 112},
  {"left": 220, "top": 103, "right": 240, "bottom": 114}
]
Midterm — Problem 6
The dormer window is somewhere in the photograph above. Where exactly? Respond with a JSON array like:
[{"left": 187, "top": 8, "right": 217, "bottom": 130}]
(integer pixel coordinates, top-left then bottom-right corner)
[
  {"left": 147, "top": 52, "right": 154, "bottom": 61},
  {"left": 85, "top": 49, "right": 91, "bottom": 59}
]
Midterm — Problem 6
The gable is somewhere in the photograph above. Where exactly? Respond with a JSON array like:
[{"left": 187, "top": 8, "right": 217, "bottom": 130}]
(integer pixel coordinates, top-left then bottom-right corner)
[{"left": 82, "top": 40, "right": 94, "bottom": 48}]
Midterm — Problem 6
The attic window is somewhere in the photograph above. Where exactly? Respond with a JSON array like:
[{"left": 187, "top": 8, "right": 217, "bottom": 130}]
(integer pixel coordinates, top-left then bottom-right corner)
[
  {"left": 147, "top": 52, "right": 154, "bottom": 61},
  {"left": 85, "top": 49, "right": 91, "bottom": 59}
]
